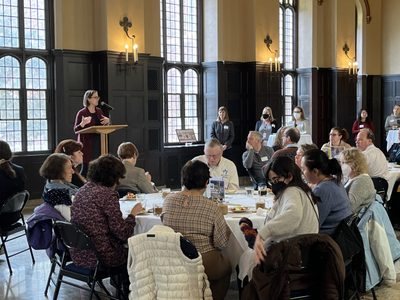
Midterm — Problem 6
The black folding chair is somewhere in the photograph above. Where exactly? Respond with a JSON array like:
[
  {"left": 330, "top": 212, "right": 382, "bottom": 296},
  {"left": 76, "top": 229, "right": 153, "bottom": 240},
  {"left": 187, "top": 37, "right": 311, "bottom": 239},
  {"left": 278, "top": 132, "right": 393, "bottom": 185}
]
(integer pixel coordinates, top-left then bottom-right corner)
[
  {"left": 0, "top": 190, "right": 35, "bottom": 275},
  {"left": 52, "top": 221, "right": 123, "bottom": 300},
  {"left": 332, "top": 215, "right": 377, "bottom": 300},
  {"left": 371, "top": 177, "right": 389, "bottom": 206}
]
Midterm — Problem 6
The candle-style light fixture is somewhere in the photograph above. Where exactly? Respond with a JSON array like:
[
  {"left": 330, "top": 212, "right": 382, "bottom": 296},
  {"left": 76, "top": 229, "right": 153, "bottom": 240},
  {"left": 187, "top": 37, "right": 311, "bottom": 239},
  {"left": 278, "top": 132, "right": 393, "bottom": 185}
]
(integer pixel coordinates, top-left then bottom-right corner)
[
  {"left": 264, "top": 34, "right": 280, "bottom": 72},
  {"left": 119, "top": 17, "right": 139, "bottom": 64},
  {"left": 343, "top": 43, "right": 358, "bottom": 75}
]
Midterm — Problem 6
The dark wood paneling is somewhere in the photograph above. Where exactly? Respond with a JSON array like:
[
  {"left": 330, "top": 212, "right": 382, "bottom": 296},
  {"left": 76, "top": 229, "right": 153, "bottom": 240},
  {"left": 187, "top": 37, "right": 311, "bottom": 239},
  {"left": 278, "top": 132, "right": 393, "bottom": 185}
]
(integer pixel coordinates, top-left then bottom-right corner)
[
  {"left": 298, "top": 68, "right": 359, "bottom": 147},
  {"left": 13, "top": 154, "right": 47, "bottom": 199},
  {"left": 164, "top": 145, "right": 204, "bottom": 187},
  {"left": 382, "top": 75, "right": 400, "bottom": 148}
]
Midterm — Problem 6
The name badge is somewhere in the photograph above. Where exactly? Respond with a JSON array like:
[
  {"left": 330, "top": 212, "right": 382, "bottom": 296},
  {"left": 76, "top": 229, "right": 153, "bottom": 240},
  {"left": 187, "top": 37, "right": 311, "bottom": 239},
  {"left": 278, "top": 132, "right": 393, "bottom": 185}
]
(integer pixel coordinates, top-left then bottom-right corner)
[
  {"left": 359, "top": 124, "right": 364, "bottom": 128},
  {"left": 261, "top": 156, "right": 269, "bottom": 162},
  {"left": 224, "top": 125, "right": 229, "bottom": 130}
]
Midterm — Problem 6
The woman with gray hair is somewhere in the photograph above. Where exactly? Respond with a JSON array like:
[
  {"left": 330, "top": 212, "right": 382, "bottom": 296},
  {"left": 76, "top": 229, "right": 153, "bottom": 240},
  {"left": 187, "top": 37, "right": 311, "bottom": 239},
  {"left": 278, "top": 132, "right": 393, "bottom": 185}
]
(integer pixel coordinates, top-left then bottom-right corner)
[{"left": 338, "top": 147, "right": 376, "bottom": 214}]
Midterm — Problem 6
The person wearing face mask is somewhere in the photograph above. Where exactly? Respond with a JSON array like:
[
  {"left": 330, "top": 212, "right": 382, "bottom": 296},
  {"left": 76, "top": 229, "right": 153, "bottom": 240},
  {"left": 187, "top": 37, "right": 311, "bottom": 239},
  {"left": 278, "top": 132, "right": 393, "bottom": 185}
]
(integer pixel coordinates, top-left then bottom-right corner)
[
  {"left": 255, "top": 106, "right": 277, "bottom": 146},
  {"left": 253, "top": 156, "right": 319, "bottom": 265},
  {"left": 339, "top": 148, "right": 376, "bottom": 214},
  {"left": 300, "top": 149, "right": 352, "bottom": 235},
  {"left": 287, "top": 106, "right": 310, "bottom": 134}
]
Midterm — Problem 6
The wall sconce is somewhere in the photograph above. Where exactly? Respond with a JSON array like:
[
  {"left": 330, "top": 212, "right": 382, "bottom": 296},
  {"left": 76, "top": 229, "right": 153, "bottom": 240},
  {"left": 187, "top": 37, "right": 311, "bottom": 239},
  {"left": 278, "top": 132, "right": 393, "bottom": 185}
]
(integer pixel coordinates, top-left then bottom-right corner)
[
  {"left": 264, "top": 34, "right": 280, "bottom": 72},
  {"left": 342, "top": 43, "right": 358, "bottom": 75},
  {"left": 119, "top": 16, "right": 138, "bottom": 64}
]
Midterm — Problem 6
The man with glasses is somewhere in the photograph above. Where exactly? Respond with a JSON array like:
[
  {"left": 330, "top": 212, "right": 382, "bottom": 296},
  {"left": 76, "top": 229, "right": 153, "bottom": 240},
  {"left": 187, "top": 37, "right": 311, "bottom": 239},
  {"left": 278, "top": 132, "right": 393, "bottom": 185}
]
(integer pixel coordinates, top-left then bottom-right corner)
[
  {"left": 271, "top": 127, "right": 300, "bottom": 161},
  {"left": 193, "top": 138, "right": 239, "bottom": 191},
  {"left": 242, "top": 131, "right": 274, "bottom": 189},
  {"left": 356, "top": 128, "right": 389, "bottom": 181}
]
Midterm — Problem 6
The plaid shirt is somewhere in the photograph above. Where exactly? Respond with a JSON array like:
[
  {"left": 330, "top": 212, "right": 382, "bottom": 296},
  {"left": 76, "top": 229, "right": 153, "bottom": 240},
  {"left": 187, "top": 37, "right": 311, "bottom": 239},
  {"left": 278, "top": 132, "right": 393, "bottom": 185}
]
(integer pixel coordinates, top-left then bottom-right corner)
[{"left": 162, "top": 192, "right": 231, "bottom": 253}]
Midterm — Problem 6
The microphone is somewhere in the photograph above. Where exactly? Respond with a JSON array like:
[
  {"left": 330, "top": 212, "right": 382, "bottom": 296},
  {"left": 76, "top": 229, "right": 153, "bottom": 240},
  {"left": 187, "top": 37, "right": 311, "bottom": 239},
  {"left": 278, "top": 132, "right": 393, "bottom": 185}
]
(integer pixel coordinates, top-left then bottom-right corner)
[{"left": 100, "top": 101, "right": 114, "bottom": 111}]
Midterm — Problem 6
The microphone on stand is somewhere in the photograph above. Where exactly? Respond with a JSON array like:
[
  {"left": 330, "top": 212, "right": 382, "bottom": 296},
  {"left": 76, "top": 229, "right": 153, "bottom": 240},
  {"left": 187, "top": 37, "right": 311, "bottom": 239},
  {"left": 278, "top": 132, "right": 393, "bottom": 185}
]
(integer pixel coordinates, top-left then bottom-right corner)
[{"left": 100, "top": 101, "right": 114, "bottom": 111}]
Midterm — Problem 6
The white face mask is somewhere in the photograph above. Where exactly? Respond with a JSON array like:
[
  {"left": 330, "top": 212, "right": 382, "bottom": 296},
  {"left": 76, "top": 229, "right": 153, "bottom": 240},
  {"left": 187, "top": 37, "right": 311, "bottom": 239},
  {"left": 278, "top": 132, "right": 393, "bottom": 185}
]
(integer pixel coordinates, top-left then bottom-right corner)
[
  {"left": 293, "top": 112, "right": 301, "bottom": 120},
  {"left": 341, "top": 163, "right": 352, "bottom": 183}
]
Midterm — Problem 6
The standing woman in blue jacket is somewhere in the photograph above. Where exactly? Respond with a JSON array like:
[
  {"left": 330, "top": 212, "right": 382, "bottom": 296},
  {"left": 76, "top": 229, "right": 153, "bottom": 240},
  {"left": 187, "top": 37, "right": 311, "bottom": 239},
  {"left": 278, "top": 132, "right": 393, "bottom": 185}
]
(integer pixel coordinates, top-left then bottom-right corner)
[{"left": 211, "top": 106, "right": 235, "bottom": 152}]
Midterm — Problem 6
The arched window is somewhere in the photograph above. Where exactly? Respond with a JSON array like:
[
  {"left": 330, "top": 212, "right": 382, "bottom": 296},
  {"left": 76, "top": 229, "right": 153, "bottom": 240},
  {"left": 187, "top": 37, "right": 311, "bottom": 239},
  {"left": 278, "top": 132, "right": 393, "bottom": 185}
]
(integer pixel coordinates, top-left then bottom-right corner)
[
  {"left": 161, "top": 0, "right": 202, "bottom": 143},
  {"left": 279, "top": 0, "right": 297, "bottom": 125},
  {"left": 0, "top": 0, "right": 52, "bottom": 152}
]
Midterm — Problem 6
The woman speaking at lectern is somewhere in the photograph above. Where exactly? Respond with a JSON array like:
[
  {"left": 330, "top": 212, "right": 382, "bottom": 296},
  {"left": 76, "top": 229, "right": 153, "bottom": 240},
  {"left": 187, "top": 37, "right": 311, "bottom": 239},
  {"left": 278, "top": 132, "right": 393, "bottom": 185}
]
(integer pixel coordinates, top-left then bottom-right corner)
[{"left": 74, "top": 90, "right": 110, "bottom": 176}]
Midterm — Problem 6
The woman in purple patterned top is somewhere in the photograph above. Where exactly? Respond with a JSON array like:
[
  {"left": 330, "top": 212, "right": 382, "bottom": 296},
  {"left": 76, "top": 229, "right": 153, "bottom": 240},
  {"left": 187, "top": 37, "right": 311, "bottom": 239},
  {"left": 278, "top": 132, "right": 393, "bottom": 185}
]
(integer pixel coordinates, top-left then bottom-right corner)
[{"left": 70, "top": 154, "right": 142, "bottom": 269}]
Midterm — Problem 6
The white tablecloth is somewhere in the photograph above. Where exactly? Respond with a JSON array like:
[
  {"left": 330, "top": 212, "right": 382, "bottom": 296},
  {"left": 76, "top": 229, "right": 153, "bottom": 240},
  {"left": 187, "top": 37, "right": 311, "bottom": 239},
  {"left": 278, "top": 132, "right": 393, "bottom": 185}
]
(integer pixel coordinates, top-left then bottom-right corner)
[
  {"left": 387, "top": 164, "right": 400, "bottom": 199},
  {"left": 119, "top": 192, "right": 273, "bottom": 270},
  {"left": 267, "top": 133, "right": 313, "bottom": 147},
  {"left": 386, "top": 129, "right": 399, "bottom": 151}
]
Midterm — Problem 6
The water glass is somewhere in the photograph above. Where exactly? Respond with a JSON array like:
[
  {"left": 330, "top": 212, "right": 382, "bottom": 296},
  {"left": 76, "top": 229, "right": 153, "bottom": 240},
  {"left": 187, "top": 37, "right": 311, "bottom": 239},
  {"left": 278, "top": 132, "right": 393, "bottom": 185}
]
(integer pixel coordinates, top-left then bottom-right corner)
[
  {"left": 255, "top": 197, "right": 266, "bottom": 209},
  {"left": 245, "top": 187, "right": 254, "bottom": 197}
]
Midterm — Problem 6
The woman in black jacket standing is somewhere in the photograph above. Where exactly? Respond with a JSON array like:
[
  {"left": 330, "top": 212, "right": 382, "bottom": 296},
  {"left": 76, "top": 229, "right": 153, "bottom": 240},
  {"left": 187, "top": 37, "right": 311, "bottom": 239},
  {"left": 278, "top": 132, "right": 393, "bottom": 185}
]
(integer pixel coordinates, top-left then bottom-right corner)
[{"left": 211, "top": 106, "right": 235, "bottom": 152}]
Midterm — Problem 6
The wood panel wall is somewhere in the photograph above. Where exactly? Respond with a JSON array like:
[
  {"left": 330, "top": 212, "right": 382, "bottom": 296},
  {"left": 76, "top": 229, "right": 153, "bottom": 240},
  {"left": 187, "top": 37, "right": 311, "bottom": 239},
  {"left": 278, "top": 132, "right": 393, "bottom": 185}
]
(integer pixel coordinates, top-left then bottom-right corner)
[{"left": 20, "top": 52, "right": 391, "bottom": 198}]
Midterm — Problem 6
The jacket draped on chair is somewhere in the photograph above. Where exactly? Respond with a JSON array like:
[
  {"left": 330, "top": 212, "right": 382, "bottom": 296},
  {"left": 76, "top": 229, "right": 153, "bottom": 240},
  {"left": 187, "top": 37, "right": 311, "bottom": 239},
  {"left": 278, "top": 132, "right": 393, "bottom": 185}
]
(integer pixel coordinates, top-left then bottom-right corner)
[
  {"left": 242, "top": 234, "right": 345, "bottom": 300},
  {"left": 127, "top": 225, "right": 213, "bottom": 300},
  {"left": 357, "top": 198, "right": 400, "bottom": 290}
]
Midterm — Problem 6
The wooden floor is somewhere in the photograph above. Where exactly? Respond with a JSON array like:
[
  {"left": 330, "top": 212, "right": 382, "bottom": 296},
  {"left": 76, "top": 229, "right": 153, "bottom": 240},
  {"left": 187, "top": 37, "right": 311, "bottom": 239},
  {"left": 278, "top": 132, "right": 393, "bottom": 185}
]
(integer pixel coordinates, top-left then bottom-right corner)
[{"left": 1, "top": 210, "right": 400, "bottom": 299}]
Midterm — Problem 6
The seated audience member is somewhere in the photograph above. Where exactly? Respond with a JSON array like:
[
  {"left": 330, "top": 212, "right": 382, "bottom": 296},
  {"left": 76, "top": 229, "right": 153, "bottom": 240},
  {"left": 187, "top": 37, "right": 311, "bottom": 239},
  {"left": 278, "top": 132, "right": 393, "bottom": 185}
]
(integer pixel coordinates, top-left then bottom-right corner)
[
  {"left": 0, "top": 140, "right": 26, "bottom": 231},
  {"left": 356, "top": 128, "right": 390, "bottom": 181},
  {"left": 193, "top": 138, "right": 239, "bottom": 191},
  {"left": 162, "top": 160, "right": 231, "bottom": 300},
  {"left": 271, "top": 127, "right": 300, "bottom": 161},
  {"left": 71, "top": 155, "right": 143, "bottom": 295},
  {"left": 39, "top": 153, "right": 79, "bottom": 221},
  {"left": 294, "top": 143, "right": 318, "bottom": 168},
  {"left": 242, "top": 131, "right": 274, "bottom": 189},
  {"left": 388, "top": 129, "right": 400, "bottom": 163},
  {"left": 54, "top": 139, "right": 86, "bottom": 187},
  {"left": 384, "top": 104, "right": 400, "bottom": 132},
  {"left": 352, "top": 109, "right": 375, "bottom": 137},
  {"left": 287, "top": 106, "right": 310, "bottom": 134},
  {"left": 321, "top": 127, "right": 351, "bottom": 158},
  {"left": 255, "top": 106, "right": 277, "bottom": 145},
  {"left": 0, "top": 140, "right": 26, "bottom": 209},
  {"left": 272, "top": 126, "right": 287, "bottom": 151},
  {"left": 117, "top": 142, "right": 157, "bottom": 194},
  {"left": 301, "top": 149, "right": 352, "bottom": 235},
  {"left": 338, "top": 148, "right": 376, "bottom": 214},
  {"left": 253, "top": 156, "right": 319, "bottom": 264}
]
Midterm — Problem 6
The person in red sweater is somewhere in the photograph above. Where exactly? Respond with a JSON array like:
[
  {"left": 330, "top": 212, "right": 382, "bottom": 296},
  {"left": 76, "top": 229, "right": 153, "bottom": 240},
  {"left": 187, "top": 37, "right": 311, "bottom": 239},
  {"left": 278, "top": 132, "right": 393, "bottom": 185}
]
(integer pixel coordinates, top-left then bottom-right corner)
[{"left": 352, "top": 109, "right": 375, "bottom": 138}]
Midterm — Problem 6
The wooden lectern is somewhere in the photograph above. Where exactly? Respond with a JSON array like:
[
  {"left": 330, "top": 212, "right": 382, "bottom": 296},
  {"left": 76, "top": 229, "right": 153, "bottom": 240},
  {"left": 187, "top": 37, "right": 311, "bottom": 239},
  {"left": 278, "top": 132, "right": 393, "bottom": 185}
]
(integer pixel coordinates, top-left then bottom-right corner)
[{"left": 76, "top": 125, "right": 128, "bottom": 155}]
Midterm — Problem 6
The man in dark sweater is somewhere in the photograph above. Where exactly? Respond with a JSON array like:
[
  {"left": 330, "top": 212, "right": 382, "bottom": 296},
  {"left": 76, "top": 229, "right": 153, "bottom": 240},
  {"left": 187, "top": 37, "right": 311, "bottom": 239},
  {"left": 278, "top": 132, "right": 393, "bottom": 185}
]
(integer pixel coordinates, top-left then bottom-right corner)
[
  {"left": 271, "top": 127, "right": 300, "bottom": 161},
  {"left": 242, "top": 131, "right": 274, "bottom": 189}
]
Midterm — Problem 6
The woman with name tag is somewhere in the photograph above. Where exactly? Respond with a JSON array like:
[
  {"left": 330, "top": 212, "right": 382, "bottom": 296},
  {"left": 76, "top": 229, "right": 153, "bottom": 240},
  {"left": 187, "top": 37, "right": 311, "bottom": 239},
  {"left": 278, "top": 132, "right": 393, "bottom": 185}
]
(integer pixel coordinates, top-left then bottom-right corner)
[
  {"left": 255, "top": 106, "right": 277, "bottom": 146},
  {"left": 211, "top": 106, "right": 235, "bottom": 152},
  {"left": 287, "top": 106, "right": 310, "bottom": 134},
  {"left": 352, "top": 109, "right": 375, "bottom": 138}
]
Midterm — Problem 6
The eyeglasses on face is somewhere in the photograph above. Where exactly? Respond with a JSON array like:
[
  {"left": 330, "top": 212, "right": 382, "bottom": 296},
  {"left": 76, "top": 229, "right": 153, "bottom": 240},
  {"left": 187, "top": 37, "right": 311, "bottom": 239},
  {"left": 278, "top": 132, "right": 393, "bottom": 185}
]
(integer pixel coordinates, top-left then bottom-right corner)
[
  {"left": 293, "top": 110, "right": 301, "bottom": 113},
  {"left": 90, "top": 96, "right": 100, "bottom": 99}
]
